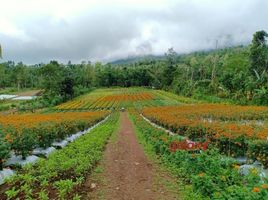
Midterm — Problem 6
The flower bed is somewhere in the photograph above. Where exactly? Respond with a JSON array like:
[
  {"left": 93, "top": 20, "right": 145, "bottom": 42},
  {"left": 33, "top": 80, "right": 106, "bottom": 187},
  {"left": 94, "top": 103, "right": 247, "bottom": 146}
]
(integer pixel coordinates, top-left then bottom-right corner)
[
  {"left": 142, "top": 104, "right": 268, "bottom": 167},
  {"left": 0, "top": 111, "right": 109, "bottom": 169},
  {"left": 130, "top": 111, "right": 268, "bottom": 199},
  {"left": 0, "top": 113, "right": 119, "bottom": 199},
  {"left": 55, "top": 88, "right": 182, "bottom": 111}
]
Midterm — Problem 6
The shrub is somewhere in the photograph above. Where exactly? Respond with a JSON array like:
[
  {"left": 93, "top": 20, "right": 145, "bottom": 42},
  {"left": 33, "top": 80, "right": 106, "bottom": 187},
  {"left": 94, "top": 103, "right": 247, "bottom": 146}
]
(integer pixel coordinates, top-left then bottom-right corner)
[{"left": 0, "top": 132, "right": 11, "bottom": 170}]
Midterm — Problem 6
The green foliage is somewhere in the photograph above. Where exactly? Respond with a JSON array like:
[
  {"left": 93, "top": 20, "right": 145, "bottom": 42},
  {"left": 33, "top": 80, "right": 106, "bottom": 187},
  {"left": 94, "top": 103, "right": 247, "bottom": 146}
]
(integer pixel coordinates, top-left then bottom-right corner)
[
  {"left": 10, "top": 128, "right": 37, "bottom": 160},
  {"left": 0, "top": 131, "right": 10, "bottom": 170},
  {"left": 5, "top": 187, "right": 20, "bottom": 200},
  {"left": 249, "top": 140, "right": 268, "bottom": 168},
  {"left": 38, "top": 189, "right": 49, "bottom": 200},
  {"left": 250, "top": 30, "right": 268, "bottom": 77},
  {"left": 54, "top": 179, "right": 76, "bottom": 200},
  {"left": 60, "top": 77, "right": 74, "bottom": 101},
  {"left": 0, "top": 113, "right": 119, "bottom": 199},
  {"left": 130, "top": 112, "right": 268, "bottom": 199}
]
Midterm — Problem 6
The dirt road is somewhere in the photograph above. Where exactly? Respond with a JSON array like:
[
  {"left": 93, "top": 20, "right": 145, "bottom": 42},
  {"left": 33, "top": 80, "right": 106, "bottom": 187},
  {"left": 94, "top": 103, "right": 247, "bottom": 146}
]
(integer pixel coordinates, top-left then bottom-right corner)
[{"left": 85, "top": 112, "right": 180, "bottom": 200}]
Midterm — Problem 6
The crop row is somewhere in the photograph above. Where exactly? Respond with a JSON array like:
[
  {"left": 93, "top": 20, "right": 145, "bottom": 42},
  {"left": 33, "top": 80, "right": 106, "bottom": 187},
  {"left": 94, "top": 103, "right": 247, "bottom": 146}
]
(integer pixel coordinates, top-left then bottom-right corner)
[
  {"left": 0, "top": 113, "right": 119, "bottom": 200},
  {"left": 130, "top": 111, "right": 268, "bottom": 199},
  {"left": 142, "top": 104, "right": 268, "bottom": 167},
  {"left": 56, "top": 92, "right": 154, "bottom": 110},
  {"left": 0, "top": 111, "right": 109, "bottom": 169},
  {"left": 56, "top": 91, "right": 177, "bottom": 110}
]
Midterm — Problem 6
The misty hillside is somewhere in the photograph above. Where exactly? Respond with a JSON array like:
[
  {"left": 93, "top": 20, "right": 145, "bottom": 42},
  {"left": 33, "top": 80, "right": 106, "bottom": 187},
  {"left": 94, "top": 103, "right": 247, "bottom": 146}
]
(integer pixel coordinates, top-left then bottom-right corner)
[{"left": 110, "top": 55, "right": 165, "bottom": 65}]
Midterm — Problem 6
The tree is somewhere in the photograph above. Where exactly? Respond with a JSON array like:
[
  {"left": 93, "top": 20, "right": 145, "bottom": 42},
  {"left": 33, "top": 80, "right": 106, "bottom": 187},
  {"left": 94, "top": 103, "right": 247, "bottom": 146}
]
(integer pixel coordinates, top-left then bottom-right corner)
[
  {"left": 0, "top": 64, "right": 6, "bottom": 88},
  {"left": 163, "top": 48, "right": 177, "bottom": 87},
  {"left": 60, "top": 77, "right": 74, "bottom": 101},
  {"left": 0, "top": 44, "right": 2, "bottom": 58},
  {"left": 249, "top": 30, "right": 268, "bottom": 78},
  {"left": 39, "top": 61, "right": 65, "bottom": 95}
]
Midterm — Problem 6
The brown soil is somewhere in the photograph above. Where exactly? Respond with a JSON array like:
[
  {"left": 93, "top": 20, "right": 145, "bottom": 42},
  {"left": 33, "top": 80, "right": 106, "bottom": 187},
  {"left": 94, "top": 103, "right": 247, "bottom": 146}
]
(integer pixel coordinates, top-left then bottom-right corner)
[
  {"left": 84, "top": 112, "right": 180, "bottom": 200},
  {"left": 14, "top": 89, "right": 43, "bottom": 96}
]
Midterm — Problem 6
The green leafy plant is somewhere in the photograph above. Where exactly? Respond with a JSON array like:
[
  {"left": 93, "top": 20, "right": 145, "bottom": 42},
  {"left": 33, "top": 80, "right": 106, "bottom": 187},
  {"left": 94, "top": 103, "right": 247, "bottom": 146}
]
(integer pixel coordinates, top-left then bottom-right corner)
[
  {"left": 54, "top": 179, "right": 76, "bottom": 200},
  {"left": 5, "top": 187, "right": 20, "bottom": 200},
  {"left": 0, "top": 113, "right": 119, "bottom": 199},
  {"left": 129, "top": 111, "right": 268, "bottom": 199},
  {"left": 0, "top": 133, "right": 10, "bottom": 170},
  {"left": 11, "top": 128, "right": 37, "bottom": 159},
  {"left": 38, "top": 189, "right": 49, "bottom": 200}
]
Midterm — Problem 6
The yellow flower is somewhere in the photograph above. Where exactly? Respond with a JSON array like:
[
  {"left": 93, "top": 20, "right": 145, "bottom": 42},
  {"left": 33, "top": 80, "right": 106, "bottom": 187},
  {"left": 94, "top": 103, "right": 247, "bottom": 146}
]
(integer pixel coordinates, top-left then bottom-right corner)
[
  {"left": 198, "top": 172, "right": 205, "bottom": 177},
  {"left": 233, "top": 164, "right": 240, "bottom": 170},
  {"left": 250, "top": 168, "right": 258, "bottom": 175},
  {"left": 261, "top": 184, "right": 268, "bottom": 189}
]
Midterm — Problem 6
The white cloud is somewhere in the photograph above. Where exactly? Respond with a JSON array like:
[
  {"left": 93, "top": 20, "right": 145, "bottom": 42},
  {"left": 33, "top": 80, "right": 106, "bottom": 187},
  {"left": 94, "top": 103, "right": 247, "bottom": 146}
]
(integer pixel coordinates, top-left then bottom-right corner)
[{"left": 0, "top": 0, "right": 268, "bottom": 64}]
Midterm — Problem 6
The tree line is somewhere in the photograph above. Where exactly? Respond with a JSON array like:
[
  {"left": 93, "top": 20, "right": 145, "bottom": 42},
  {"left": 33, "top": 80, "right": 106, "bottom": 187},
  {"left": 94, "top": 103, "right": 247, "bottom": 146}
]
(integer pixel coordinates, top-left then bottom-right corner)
[{"left": 0, "top": 30, "right": 267, "bottom": 105}]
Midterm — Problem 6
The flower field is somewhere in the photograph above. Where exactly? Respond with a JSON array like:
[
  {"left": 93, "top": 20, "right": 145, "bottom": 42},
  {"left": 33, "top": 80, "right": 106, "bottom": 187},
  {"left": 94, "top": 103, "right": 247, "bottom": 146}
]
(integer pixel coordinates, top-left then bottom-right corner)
[
  {"left": 0, "top": 111, "right": 109, "bottom": 169},
  {"left": 142, "top": 104, "right": 268, "bottom": 166},
  {"left": 1, "top": 87, "right": 268, "bottom": 199},
  {"left": 130, "top": 111, "right": 268, "bottom": 199},
  {"left": 0, "top": 113, "right": 119, "bottom": 200},
  {"left": 55, "top": 88, "right": 181, "bottom": 110}
]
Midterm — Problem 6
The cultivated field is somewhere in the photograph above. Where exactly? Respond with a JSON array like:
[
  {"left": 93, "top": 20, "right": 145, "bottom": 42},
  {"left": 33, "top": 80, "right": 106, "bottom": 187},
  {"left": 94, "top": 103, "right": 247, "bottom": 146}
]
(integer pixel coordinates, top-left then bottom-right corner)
[
  {"left": 0, "top": 87, "right": 267, "bottom": 199},
  {"left": 55, "top": 88, "right": 181, "bottom": 110},
  {"left": 142, "top": 104, "right": 268, "bottom": 167}
]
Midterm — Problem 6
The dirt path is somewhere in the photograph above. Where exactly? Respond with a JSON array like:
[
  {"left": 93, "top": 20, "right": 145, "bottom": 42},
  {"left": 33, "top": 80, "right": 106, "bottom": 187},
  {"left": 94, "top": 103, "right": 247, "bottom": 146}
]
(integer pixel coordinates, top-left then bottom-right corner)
[{"left": 84, "top": 112, "right": 180, "bottom": 200}]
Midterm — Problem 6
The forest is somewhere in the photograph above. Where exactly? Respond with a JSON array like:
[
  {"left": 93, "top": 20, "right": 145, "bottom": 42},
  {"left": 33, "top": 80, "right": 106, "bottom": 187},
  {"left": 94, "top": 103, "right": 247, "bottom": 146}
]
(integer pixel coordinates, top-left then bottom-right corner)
[{"left": 0, "top": 30, "right": 267, "bottom": 106}]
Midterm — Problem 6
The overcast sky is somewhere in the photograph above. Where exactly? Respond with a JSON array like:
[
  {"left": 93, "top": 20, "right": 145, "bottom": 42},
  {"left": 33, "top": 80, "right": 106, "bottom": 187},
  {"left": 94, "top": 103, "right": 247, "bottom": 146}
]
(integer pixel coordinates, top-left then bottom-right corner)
[{"left": 0, "top": 0, "right": 267, "bottom": 64}]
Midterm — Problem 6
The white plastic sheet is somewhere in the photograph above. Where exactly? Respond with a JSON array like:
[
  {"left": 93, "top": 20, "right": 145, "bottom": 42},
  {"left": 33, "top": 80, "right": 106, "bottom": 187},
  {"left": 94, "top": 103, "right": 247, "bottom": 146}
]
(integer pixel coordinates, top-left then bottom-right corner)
[
  {"left": 4, "top": 155, "right": 39, "bottom": 167},
  {"left": 1, "top": 114, "right": 111, "bottom": 186},
  {"left": 239, "top": 161, "right": 267, "bottom": 179},
  {"left": 32, "top": 147, "right": 56, "bottom": 157},
  {"left": 140, "top": 114, "right": 177, "bottom": 136},
  {"left": 0, "top": 169, "right": 15, "bottom": 185},
  {"left": 0, "top": 94, "right": 17, "bottom": 100},
  {"left": 235, "top": 157, "right": 249, "bottom": 165},
  {"left": 12, "top": 96, "right": 37, "bottom": 100},
  {"left": 52, "top": 140, "right": 69, "bottom": 149}
]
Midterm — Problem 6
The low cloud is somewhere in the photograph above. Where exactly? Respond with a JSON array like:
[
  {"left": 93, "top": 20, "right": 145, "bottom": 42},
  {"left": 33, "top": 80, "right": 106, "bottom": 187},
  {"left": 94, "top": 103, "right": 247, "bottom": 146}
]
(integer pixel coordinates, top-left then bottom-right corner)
[{"left": 0, "top": 0, "right": 268, "bottom": 64}]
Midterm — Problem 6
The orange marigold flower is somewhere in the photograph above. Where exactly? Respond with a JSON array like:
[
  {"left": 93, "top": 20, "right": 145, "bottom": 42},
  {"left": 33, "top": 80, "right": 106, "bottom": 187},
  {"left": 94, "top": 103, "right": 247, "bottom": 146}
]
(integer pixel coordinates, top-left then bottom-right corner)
[
  {"left": 252, "top": 187, "right": 260, "bottom": 193},
  {"left": 4, "top": 133, "right": 13, "bottom": 143}
]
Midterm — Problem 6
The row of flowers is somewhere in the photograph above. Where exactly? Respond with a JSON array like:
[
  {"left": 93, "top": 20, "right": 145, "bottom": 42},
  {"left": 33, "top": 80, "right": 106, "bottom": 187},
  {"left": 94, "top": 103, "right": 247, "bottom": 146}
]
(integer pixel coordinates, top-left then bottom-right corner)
[
  {"left": 0, "top": 113, "right": 119, "bottom": 200},
  {"left": 56, "top": 92, "right": 156, "bottom": 110},
  {"left": 130, "top": 111, "right": 268, "bottom": 199},
  {"left": 142, "top": 104, "right": 268, "bottom": 167},
  {"left": 0, "top": 111, "right": 109, "bottom": 169}
]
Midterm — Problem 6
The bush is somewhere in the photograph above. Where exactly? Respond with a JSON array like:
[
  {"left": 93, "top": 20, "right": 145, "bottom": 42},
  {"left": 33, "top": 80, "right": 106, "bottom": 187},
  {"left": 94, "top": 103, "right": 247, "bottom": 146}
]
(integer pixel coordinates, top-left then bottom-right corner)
[
  {"left": 11, "top": 128, "right": 37, "bottom": 160},
  {"left": 0, "top": 132, "right": 11, "bottom": 170},
  {"left": 249, "top": 140, "right": 268, "bottom": 168}
]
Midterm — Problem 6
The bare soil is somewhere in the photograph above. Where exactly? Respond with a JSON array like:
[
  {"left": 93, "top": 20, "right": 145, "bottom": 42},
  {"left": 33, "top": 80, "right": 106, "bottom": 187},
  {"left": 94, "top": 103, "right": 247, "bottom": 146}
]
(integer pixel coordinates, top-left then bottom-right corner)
[
  {"left": 84, "top": 112, "right": 180, "bottom": 200},
  {"left": 14, "top": 89, "right": 43, "bottom": 96}
]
